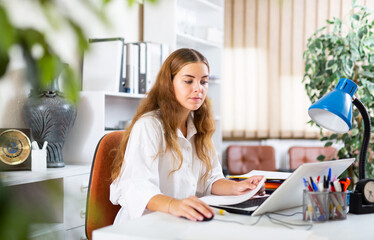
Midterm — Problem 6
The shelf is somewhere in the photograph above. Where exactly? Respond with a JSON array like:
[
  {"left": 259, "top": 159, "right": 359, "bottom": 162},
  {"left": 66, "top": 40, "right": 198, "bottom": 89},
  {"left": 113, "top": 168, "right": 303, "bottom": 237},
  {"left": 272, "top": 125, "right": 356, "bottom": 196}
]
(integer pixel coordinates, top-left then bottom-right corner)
[
  {"left": 178, "top": 0, "right": 223, "bottom": 12},
  {"left": 29, "top": 223, "right": 65, "bottom": 239},
  {"left": 177, "top": 32, "right": 223, "bottom": 48},
  {"left": 0, "top": 164, "right": 91, "bottom": 186},
  {"left": 105, "top": 92, "right": 146, "bottom": 99}
]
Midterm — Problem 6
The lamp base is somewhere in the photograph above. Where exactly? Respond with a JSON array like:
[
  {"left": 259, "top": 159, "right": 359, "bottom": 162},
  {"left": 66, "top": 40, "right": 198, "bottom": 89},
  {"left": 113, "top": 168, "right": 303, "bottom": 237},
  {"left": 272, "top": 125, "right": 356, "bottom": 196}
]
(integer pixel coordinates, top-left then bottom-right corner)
[{"left": 349, "top": 192, "right": 374, "bottom": 214}]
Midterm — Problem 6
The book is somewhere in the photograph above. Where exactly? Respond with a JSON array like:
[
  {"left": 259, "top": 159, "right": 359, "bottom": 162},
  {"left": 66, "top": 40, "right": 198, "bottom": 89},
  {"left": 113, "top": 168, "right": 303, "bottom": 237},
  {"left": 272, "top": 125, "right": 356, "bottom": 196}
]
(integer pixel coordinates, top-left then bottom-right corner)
[
  {"left": 228, "top": 170, "right": 291, "bottom": 180},
  {"left": 200, "top": 177, "right": 266, "bottom": 206},
  {"left": 82, "top": 37, "right": 126, "bottom": 92},
  {"left": 227, "top": 170, "right": 291, "bottom": 193},
  {"left": 126, "top": 43, "right": 139, "bottom": 94}
]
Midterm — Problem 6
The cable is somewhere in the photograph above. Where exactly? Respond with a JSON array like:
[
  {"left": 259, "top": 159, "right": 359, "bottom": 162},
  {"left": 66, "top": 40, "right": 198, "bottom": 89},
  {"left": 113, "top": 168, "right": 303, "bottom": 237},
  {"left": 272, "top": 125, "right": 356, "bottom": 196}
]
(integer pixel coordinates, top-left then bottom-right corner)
[
  {"left": 214, "top": 211, "right": 313, "bottom": 231},
  {"left": 265, "top": 212, "right": 313, "bottom": 230},
  {"left": 214, "top": 214, "right": 265, "bottom": 226}
]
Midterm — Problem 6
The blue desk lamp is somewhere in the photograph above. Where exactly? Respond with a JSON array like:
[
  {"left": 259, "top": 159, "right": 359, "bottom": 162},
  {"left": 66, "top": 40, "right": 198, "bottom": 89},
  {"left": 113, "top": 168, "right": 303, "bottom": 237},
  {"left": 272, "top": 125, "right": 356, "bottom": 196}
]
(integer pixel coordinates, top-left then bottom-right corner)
[{"left": 308, "top": 78, "right": 374, "bottom": 214}]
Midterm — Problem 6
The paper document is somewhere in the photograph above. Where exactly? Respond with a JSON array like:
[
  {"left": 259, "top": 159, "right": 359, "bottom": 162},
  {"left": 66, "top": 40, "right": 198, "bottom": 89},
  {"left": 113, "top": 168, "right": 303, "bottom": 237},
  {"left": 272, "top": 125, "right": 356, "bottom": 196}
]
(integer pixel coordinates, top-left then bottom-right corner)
[
  {"left": 200, "top": 177, "right": 266, "bottom": 206},
  {"left": 232, "top": 170, "right": 291, "bottom": 180}
]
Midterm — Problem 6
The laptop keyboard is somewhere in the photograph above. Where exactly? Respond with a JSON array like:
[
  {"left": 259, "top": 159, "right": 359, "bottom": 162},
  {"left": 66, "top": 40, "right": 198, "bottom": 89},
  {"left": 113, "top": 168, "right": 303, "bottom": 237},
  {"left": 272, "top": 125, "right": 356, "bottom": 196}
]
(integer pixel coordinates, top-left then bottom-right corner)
[{"left": 223, "top": 196, "right": 269, "bottom": 208}]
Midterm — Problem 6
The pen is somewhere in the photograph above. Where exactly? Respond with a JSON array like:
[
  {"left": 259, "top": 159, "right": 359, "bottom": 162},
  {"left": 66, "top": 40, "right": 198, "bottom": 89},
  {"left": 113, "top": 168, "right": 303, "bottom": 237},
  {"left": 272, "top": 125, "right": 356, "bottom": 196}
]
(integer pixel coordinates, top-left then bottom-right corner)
[
  {"left": 312, "top": 181, "right": 319, "bottom": 192},
  {"left": 310, "top": 177, "right": 316, "bottom": 191},
  {"left": 333, "top": 180, "right": 342, "bottom": 192},
  {"left": 226, "top": 176, "right": 248, "bottom": 181},
  {"left": 330, "top": 181, "right": 336, "bottom": 192},
  {"left": 342, "top": 177, "right": 351, "bottom": 192},
  {"left": 328, "top": 168, "right": 331, "bottom": 182},
  {"left": 213, "top": 208, "right": 229, "bottom": 216}
]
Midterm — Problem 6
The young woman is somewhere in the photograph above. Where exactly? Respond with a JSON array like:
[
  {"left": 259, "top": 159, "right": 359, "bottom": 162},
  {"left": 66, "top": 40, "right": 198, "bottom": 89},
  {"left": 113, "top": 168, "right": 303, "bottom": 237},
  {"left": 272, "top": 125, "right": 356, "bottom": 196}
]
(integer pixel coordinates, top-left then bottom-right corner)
[{"left": 110, "top": 48, "right": 264, "bottom": 224}]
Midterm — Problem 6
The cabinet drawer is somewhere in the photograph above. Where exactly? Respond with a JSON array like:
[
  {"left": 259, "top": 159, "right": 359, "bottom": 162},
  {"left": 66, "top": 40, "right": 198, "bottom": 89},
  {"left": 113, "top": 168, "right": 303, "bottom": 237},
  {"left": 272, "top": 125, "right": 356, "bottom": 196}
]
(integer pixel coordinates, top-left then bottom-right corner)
[
  {"left": 64, "top": 198, "right": 86, "bottom": 230},
  {"left": 64, "top": 174, "right": 89, "bottom": 200},
  {"left": 65, "top": 226, "right": 87, "bottom": 240},
  {"left": 64, "top": 174, "right": 89, "bottom": 229}
]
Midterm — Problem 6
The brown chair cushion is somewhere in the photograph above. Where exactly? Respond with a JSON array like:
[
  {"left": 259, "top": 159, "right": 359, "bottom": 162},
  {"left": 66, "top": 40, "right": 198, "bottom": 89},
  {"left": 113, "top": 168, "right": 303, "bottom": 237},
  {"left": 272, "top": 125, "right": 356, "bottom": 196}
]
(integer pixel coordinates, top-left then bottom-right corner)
[
  {"left": 288, "top": 146, "right": 337, "bottom": 170},
  {"left": 226, "top": 145, "right": 276, "bottom": 175},
  {"left": 85, "top": 131, "right": 123, "bottom": 240}
]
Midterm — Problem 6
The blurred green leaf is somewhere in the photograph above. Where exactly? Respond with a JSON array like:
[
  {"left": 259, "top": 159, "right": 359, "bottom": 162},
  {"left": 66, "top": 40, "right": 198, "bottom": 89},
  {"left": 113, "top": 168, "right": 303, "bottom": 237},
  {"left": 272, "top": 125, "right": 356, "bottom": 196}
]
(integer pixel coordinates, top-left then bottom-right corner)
[{"left": 325, "top": 142, "right": 333, "bottom": 147}]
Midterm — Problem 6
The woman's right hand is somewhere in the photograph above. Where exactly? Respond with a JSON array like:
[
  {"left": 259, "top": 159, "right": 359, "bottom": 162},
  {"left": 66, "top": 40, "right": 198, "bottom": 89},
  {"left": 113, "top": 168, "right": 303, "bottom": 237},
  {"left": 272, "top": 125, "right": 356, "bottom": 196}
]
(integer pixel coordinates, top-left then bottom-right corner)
[{"left": 169, "top": 196, "right": 214, "bottom": 221}]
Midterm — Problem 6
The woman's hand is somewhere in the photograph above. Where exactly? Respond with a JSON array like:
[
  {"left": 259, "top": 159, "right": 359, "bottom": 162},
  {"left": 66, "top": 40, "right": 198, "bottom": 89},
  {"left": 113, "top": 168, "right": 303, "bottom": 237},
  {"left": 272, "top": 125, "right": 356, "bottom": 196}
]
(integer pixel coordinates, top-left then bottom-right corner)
[
  {"left": 231, "top": 175, "right": 265, "bottom": 195},
  {"left": 168, "top": 196, "right": 214, "bottom": 221}
]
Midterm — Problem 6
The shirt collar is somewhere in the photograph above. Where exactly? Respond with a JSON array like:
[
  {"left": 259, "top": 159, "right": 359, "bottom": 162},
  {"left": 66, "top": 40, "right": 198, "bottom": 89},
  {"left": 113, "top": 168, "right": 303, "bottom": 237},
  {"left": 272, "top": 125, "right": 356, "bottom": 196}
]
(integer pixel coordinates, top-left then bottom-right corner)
[{"left": 177, "top": 113, "right": 197, "bottom": 140}]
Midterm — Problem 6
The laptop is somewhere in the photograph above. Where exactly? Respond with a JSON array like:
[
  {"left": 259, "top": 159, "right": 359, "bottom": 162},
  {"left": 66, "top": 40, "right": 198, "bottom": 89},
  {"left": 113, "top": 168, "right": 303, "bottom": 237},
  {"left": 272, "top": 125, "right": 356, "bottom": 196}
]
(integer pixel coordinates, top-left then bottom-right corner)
[{"left": 211, "top": 158, "right": 354, "bottom": 216}]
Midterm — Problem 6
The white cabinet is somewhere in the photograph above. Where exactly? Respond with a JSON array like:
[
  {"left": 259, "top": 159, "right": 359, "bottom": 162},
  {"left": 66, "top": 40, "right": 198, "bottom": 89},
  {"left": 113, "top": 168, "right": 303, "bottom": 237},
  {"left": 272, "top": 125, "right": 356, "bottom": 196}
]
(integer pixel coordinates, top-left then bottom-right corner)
[
  {"left": 1, "top": 165, "right": 91, "bottom": 240},
  {"left": 144, "top": 0, "right": 224, "bottom": 160},
  {"left": 64, "top": 173, "right": 89, "bottom": 230}
]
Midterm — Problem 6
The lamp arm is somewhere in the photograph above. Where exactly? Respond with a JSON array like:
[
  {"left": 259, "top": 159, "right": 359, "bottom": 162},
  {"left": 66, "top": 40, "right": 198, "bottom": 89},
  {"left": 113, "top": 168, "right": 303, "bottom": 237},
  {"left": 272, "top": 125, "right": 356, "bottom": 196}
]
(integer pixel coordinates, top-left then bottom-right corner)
[{"left": 352, "top": 97, "right": 371, "bottom": 180}]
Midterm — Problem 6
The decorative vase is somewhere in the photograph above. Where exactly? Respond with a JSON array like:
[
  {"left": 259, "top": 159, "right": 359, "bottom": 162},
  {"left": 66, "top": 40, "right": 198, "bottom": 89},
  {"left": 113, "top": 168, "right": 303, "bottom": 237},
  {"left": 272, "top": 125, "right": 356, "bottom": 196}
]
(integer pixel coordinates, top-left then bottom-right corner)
[{"left": 23, "top": 78, "right": 77, "bottom": 168}]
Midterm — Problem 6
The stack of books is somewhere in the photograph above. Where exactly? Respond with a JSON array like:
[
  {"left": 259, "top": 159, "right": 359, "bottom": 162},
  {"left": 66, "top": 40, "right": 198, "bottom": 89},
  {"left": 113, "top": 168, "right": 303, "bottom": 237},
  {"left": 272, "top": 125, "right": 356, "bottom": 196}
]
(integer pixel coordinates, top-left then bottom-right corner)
[
  {"left": 82, "top": 38, "right": 169, "bottom": 94},
  {"left": 226, "top": 170, "right": 291, "bottom": 194}
]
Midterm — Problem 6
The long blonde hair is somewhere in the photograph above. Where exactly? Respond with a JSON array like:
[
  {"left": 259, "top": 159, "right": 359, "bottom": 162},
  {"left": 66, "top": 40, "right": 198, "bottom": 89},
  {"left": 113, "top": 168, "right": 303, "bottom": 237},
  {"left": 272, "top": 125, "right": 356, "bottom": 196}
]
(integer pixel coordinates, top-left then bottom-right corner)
[{"left": 111, "top": 48, "right": 216, "bottom": 182}]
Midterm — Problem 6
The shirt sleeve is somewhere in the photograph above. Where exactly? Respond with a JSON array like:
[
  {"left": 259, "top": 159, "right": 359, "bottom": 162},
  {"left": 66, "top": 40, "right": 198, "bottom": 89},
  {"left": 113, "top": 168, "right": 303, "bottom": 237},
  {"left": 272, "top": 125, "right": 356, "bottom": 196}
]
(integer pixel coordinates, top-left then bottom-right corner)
[
  {"left": 110, "top": 115, "right": 164, "bottom": 219},
  {"left": 202, "top": 150, "right": 225, "bottom": 196}
]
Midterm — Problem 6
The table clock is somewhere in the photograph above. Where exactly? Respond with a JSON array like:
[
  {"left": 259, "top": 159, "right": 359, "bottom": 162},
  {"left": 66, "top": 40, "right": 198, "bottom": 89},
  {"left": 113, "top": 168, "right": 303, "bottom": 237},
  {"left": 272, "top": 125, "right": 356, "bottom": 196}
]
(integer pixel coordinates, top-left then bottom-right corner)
[
  {"left": 349, "top": 179, "right": 374, "bottom": 214},
  {"left": 0, "top": 128, "right": 32, "bottom": 171}
]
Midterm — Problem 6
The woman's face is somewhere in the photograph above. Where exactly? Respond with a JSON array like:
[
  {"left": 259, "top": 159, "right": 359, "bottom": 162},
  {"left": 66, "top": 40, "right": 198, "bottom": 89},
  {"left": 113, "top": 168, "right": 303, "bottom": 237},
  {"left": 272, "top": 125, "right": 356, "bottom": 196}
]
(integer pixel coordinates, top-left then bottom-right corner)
[{"left": 173, "top": 62, "right": 209, "bottom": 113}]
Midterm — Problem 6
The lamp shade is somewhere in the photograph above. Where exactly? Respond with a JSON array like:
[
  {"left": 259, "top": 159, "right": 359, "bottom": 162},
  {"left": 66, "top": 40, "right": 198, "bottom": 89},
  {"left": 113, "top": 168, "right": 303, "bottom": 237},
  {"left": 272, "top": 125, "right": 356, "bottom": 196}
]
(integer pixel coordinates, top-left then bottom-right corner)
[{"left": 308, "top": 78, "right": 357, "bottom": 133}]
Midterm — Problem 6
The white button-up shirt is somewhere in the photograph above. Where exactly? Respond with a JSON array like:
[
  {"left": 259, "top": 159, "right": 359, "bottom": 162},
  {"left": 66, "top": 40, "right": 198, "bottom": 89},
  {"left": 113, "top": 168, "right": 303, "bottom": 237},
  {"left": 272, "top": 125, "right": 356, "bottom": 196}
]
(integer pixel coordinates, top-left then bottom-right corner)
[{"left": 110, "top": 111, "right": 224, "bottom": 224}]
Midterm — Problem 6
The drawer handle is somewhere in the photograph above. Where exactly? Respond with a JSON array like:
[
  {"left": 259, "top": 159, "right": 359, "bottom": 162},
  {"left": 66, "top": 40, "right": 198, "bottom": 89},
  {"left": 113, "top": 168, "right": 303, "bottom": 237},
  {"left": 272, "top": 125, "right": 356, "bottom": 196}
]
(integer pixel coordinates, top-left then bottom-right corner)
[
  {"left": 80, "top": 183, "right": 89, "bottom": 193},
  {"left": 80, "top": 210, "right": 86, "bottom": 219}
]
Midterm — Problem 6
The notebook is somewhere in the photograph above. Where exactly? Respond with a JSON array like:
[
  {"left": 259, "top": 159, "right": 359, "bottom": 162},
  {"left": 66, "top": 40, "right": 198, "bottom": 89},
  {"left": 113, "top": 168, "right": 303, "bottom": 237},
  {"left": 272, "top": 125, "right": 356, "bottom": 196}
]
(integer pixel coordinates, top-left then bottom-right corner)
[{"left": 210, "top": 158, "right": 355, "bottom": 216}]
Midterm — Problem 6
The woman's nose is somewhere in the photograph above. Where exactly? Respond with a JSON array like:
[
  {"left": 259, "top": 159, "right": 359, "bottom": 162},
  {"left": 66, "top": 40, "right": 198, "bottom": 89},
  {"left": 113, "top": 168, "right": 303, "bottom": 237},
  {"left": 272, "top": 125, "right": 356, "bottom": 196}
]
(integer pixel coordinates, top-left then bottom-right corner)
[{"left": 192, "top": 81, "right": 201, "bottom": 92}]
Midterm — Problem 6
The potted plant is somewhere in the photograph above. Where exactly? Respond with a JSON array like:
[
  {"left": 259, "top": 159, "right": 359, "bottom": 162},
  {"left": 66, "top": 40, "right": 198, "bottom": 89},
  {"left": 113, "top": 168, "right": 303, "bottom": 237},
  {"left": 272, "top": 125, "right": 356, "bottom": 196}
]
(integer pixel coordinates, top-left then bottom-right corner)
[{"left": 303, "top": 1, "right": 374, "bottom": 183}]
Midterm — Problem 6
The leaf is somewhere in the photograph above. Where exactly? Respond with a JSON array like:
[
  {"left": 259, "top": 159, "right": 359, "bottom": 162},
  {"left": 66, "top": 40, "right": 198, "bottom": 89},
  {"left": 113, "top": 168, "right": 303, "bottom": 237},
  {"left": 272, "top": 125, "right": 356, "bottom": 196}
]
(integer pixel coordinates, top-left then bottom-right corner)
[
  {"left": 329, "top": 133, "right": 338, "bottom": 140},
  {"left": 0, "top": 52, "right": 9, "bottom": 77},
  {"left": 317, "top": 155, "right": 326, "bottom": 161},
  {"left": 353, "top": 14, "right": 360, "bottom": 21},
  {"left": 0, "top": 6, "right": 16, "bottom": 52},
  {"left": 325, "top": 142, "right": 333, "bottom": 147},
  {"left": 320, "top": 136, "right": 328, "bottom": 141},
  {"left": 351, "top": 128, "right": 359, "bottom": 135}
]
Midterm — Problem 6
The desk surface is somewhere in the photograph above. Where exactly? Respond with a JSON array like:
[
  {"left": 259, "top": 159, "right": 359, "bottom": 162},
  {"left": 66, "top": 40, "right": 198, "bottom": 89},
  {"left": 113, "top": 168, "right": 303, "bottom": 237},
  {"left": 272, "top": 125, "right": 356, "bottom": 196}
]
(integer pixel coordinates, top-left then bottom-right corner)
[{"left": 93, "top": 208, "right": 373, "bottom": 240}]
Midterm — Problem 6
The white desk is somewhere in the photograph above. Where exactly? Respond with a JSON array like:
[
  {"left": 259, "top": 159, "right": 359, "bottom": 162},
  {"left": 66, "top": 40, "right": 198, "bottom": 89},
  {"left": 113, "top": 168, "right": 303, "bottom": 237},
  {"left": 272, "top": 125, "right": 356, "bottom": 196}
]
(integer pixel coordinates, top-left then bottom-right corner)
[{"left": 93, "top": 208, "right": 373, "bottom": 240}]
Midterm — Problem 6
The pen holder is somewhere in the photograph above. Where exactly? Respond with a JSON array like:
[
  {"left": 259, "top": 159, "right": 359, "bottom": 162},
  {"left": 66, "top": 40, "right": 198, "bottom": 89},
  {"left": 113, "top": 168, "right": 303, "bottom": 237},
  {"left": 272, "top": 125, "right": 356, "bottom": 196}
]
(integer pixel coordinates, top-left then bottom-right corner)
[
  {"left": 329, "top": 192, "right": 348, "bottom": 220},
  {"left": 303, "top": 190, "right": 329, "bottom": 222}
]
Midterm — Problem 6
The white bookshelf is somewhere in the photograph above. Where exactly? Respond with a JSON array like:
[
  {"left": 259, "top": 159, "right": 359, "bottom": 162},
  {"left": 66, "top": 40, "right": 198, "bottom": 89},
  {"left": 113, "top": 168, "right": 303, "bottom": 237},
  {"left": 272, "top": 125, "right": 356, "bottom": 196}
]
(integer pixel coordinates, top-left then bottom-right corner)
[
  {"left": 63, "top": 91, "right": 143, "bottom": 165},
  {"left": 144, "top": 0, "right": 224, "bottom": 160}
]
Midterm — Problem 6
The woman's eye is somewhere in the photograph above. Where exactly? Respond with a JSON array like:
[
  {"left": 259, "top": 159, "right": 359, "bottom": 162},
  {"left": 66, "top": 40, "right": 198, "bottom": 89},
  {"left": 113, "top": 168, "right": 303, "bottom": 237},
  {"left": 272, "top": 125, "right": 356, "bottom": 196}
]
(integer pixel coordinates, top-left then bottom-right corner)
[
  {"left": 184, "top": 80, "right": 193, "bottom": 84},
  {"left": 201, "top": 81, "right": 208, "bottom": 85}
]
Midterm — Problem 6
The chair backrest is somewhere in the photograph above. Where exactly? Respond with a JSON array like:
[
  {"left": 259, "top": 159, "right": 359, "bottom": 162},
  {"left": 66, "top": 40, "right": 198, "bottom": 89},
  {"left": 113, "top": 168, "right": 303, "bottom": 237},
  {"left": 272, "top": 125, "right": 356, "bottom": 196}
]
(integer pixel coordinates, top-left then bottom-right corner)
[
  {"left": 85, "top": 131, "right": 123, "bottom": 240},
  {"left": 288, "top": 146, "right": 337, "bottom": 170},
  {"left": 226, "top": 145, "right": 276, "bottom": 175}
]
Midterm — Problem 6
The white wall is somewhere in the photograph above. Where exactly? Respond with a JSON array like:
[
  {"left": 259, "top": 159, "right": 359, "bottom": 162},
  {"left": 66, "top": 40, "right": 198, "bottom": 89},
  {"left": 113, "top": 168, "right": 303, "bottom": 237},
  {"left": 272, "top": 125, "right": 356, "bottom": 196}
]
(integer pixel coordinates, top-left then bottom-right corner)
[{"left": 0, "top": 0, "right": 140, "bottom": 129}]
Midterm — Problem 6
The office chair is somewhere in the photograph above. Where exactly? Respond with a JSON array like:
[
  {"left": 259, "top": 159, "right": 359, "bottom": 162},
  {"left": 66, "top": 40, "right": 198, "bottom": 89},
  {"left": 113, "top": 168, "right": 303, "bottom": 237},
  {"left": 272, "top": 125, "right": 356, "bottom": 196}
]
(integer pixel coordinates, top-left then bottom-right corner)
[
  {"left": 288, "top": 146, "right": 337, "bottom": 170},
  {"left": 226, "top": 145, "right": 276, "bottom": 175},
  {"left": 85, "top": 131, "right": 123, "bottom": 240}
]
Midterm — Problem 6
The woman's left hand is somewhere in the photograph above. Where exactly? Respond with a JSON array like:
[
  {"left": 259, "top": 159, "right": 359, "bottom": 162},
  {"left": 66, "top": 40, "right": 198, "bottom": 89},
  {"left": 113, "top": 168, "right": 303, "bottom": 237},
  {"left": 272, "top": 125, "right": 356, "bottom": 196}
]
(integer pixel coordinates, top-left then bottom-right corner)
[{"left": 231, "top": 175, "right": 265, "bottom": 195}]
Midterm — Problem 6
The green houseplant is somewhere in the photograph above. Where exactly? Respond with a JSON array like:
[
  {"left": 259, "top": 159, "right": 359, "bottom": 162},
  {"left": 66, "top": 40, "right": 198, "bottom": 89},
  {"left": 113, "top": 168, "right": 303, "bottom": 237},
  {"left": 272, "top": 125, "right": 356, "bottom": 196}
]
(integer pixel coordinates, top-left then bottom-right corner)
[
  {"left": 0, "top": 0, "right": 158, "bottom": 239},
  {"left": 303, "top": 1, "right": 374, "bottom": 183}
]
